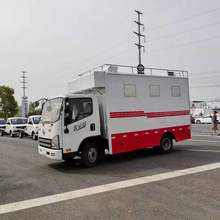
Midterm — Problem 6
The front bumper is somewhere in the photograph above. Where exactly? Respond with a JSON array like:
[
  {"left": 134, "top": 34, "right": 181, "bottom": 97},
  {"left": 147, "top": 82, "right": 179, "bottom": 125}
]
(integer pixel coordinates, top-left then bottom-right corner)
[
  {"left": 12, "top": 128, "right": 25, "bottom": 134},
  {"left": 38, "top": 145, "right": 62, "bottom": 160}
]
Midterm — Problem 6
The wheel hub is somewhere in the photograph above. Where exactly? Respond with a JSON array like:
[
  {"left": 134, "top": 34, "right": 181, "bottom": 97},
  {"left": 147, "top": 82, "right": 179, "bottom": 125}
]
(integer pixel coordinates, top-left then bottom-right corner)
[
  {"left": 162, "top": 138, "right": 171, "bottom": 150},
  {"left": 88, "top": 147, "right": 97, "bottom": 163}
]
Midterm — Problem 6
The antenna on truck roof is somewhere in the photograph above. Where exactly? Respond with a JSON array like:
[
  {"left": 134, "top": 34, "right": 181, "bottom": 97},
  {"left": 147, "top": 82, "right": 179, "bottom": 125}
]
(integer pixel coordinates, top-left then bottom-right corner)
[{"left": 134, "top": 10, "right": 145, "bottom": 74}]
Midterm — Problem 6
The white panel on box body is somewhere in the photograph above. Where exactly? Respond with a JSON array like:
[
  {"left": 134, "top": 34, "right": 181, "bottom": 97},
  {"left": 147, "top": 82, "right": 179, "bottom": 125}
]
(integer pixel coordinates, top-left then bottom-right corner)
[{"left": 68, "top": 71, "right": 190, "bottom": 155}]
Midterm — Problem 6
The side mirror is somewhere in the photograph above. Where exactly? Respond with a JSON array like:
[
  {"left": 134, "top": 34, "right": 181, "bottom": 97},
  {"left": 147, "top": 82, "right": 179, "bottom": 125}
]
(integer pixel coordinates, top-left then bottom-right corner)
[
  {"left": 34, "top": 101, "right": 39, "bottom": 108},
  {"left": 64, "top": 102, "right": 71, "bottom": 127}
]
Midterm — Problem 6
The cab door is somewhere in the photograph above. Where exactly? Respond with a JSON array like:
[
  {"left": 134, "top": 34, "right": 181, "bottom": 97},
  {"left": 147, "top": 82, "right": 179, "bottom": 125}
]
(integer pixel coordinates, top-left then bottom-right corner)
[{"left": 62, "top": 97, "right": 100, "bottom": 154}]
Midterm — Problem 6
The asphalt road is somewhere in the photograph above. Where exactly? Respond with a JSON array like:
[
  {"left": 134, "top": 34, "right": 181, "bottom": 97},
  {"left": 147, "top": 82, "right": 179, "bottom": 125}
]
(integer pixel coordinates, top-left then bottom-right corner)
[{"left": 0, "top": 124, "right": 220, "bottom": 219}]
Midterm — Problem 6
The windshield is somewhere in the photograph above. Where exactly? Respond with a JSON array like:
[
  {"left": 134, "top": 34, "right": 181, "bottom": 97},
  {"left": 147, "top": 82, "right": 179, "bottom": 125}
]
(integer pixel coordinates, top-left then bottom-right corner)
[
  {"left": 41, "top": 98, "right": 63, "bottom": 123},
  {"left": 11, "top": 118, "right": 27, "bottom": 125},
  {"left": 0, "top": 119, "right": 6, "bottom": 125},
  {"left": 33, "top": 116, "right": 41, "bottom": 124}
]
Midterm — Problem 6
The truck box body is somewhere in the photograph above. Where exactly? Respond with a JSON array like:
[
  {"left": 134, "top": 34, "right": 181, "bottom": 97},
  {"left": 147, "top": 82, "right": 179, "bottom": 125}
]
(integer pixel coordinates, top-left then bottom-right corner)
[{"left": 68, "top": 67, "right": 191, "bottom": 155}]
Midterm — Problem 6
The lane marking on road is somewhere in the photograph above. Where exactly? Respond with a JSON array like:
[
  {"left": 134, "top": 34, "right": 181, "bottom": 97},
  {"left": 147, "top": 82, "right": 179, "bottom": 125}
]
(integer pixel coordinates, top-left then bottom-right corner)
[
  {"left": 184, "top": 149, "right": 220, "bottom": 153},
  {"left": 192, "top": 134, "right": 220, "bottom": 138},
  {"left": 193, "top": 134, "right": 213, "bottom": 137},
  {"left": 1, "top": 162, "right": 220, "bottom": 215},
  {"left": 190, "top": 139, "right": 220, "bottom": 143}
]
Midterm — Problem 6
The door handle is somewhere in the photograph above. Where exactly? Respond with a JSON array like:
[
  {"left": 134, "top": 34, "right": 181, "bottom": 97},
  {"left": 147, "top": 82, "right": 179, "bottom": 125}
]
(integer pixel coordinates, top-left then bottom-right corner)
[{"left": 90, "top": 123, "right": 95, "bottom": 131}]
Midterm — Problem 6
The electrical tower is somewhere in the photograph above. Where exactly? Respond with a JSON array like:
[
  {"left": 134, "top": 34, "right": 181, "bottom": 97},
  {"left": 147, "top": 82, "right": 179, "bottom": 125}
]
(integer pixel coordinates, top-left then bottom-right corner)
[
  {"left": 20, "top": 71, "right": 28, "bottom": 117},
  {"left": 134, "top": 10, "right": 145, "bottom": 74}
]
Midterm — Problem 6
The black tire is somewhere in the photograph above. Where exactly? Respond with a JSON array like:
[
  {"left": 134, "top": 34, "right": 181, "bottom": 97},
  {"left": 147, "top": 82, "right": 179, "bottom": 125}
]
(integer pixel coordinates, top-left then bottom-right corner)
[
  {"left": 0, "top": 130, "right": 3, "bottom": 136},
  {"left": 81, "top": 142, "right": 99, "bottom": 168},
  {"left": 64, "top": 157, "right": 73, "bottom": 165},
  {"left": 158, "top": 135, "right": 173, "bottom": 154},
  {"left": 196, "top": 120, "right": 201, "bottom": 124}
]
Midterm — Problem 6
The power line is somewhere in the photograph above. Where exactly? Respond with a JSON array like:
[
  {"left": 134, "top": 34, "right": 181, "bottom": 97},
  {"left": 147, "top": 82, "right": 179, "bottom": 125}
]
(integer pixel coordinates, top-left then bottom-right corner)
[
  {"left": 190, "top": 84, "right": 220, "bottom": 88},
  {"left": 78, "top": 21, "right": 220, "bottom": 69},
  {"left": 190, "top": 70, "right": 220, "bottom": 76},
  {"left": 147, "top": 20, "right": 220, "bottom": 43},
  {"left": 74, "top": 8, "right": 220, "bottom": 70},
  {"left": 190, "top": 75, "right": 220, "bottom": 80},
  {"left": 150, "top": 34, "right": 220, "bottom": 53},
  {"left": 148, "top": 7, "right": 220, "bottom": 31}
]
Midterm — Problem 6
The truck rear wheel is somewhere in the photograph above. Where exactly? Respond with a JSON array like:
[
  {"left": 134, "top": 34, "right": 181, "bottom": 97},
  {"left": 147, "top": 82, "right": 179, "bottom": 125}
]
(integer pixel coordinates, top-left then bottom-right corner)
[
  {"left": 82, "top": 142, "right": 99, "bottom": 168},
  {"left": 158, "top": 135, "right": 173, "bottom": 153}
]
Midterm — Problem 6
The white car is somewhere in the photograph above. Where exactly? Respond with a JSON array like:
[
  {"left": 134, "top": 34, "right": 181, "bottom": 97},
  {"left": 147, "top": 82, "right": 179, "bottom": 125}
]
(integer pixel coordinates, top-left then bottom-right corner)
[
  {"left": 22, "top": 115, "right": 41, "bottom": 140},
  {"left": 5, "top": 117, "right": 27, "bottom": 137},
  {"left": 195, "top": 115, "right": 219, "bottom": 124},
  {"left": 0, "top": 119, "right": 6, "bottom": 136}
]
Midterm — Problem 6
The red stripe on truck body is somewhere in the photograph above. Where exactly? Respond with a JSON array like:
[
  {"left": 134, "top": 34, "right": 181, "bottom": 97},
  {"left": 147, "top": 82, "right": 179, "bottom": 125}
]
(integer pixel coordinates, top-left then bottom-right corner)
[
  {"left": 111, "top": 125, "right": 191, "bottom": 154},
  {"left": 110, "top": 110, "right": 190, "bottom": 118}
]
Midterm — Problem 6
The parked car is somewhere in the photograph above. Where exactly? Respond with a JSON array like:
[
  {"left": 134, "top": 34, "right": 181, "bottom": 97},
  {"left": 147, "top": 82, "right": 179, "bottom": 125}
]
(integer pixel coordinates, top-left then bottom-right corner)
[
  {"left": 20, "top": 115, "right": 41, "bottom": 140},
  {"left": 0, "top": 119, "right": 6, "bottom": 136},
  {"left": 190, "top": 115, "right": 195, "bottom": 124},
  {"left": 195, "top": 115, "right": 220, "bottom": 124},
  {"left": 5, "top": 117, "right": 27, "bottom": 137}
]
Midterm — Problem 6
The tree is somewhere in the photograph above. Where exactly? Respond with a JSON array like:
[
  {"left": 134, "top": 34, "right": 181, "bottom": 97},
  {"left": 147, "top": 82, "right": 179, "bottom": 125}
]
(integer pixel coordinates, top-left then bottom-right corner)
[
  {"left": 0, "top": 85, "right": 19, "bottom": 119},
  {"left": 28, "top": 102, "right": 42, "bottom": 116}
]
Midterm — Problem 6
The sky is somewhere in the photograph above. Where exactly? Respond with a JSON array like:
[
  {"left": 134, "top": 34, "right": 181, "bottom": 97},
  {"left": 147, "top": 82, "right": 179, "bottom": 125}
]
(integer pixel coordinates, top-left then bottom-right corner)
[{"left": 0, "top": 0, "right": 220, "bottom": 105}]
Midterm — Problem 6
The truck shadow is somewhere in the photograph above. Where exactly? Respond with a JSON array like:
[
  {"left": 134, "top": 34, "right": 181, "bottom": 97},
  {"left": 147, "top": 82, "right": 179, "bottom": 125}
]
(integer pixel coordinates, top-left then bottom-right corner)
[{"left": 48, "top": 147, "right": 207, "bottom": 175}]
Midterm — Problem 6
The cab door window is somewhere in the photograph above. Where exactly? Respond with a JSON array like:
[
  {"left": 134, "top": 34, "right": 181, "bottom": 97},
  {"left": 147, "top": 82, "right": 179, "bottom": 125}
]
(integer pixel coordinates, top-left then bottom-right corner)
[{"left": 66, "top": 98, "right": 93, "bottom": 124}]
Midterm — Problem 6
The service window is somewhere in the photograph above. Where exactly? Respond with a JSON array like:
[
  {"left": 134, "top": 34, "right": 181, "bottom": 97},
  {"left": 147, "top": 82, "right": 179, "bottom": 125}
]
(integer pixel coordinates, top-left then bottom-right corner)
[
  {"left": 124, "top": 84, "right": 136, "bottom": 97},
  {"left": 67, "top": 98, "right": 93, "bottom": 123},
  {"left": 149, "top": 85, "right": 160, "bottom": 97},
  {"left": 171, "top": 85, "right": 181, "bottom": 97}
]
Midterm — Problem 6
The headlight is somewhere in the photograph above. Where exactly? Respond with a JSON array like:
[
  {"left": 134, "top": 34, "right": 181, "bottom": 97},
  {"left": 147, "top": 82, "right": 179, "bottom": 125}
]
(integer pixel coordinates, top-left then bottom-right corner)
[{"left": 51, "top": 135, "right": 60, "bottom": 149}]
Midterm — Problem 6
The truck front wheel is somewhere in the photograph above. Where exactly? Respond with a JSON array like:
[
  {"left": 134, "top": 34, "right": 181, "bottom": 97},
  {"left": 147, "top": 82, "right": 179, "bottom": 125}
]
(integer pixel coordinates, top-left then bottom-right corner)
[{"left": 82, "top": 142, "right": 99, "bottom": 168}]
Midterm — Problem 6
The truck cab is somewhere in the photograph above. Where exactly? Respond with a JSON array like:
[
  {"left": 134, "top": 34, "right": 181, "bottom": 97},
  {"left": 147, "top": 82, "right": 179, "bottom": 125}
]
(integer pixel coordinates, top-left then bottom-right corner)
[
  {"left": 38, "top": 94, "right": 101, "bottom": 167},
  {"left": 5, "top": 117, "right": 27, "bottom": 137}
]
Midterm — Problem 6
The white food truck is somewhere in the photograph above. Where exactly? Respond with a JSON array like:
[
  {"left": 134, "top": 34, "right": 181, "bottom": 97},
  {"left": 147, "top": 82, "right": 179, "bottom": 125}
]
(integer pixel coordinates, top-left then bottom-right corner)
[{"left": 38, "top": 64, "right": 191, "bottom": 167}]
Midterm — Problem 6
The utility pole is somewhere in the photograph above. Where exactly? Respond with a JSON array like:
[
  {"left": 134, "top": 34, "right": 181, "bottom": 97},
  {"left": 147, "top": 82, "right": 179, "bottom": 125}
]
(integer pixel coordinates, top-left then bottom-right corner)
[
  {"left": 20, "top": 71, "right": 28, "bottom": 117},
  {"left": 134, "top": 10, "right": 145, "bottom": 74}
]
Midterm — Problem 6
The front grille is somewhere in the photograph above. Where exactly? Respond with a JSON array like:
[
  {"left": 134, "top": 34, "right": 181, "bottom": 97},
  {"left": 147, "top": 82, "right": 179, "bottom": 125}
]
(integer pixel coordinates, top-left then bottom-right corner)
[
  {"left": 39, "top": 137, "right": 52, "bottom": 148},
  {"left": 16, "top": 126, "right": 26, "bottom": 129}
]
